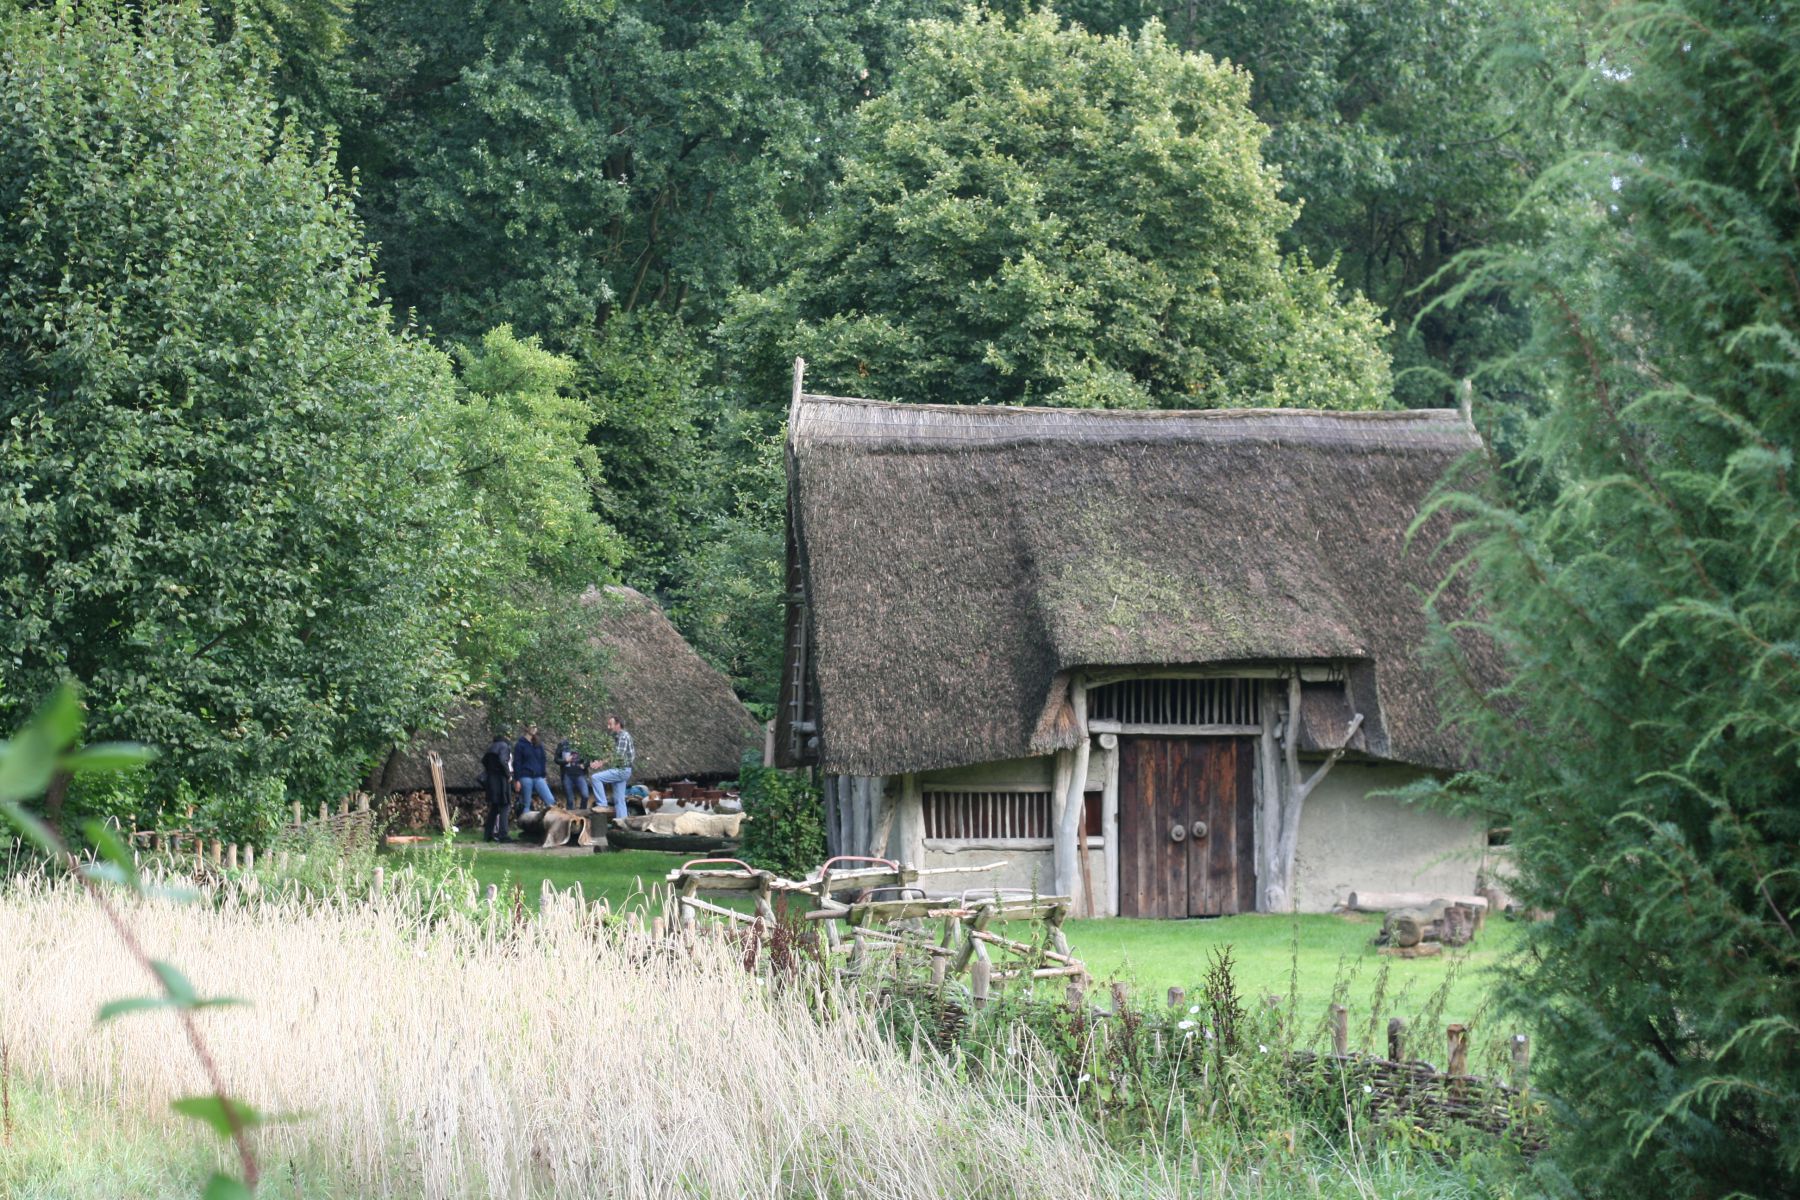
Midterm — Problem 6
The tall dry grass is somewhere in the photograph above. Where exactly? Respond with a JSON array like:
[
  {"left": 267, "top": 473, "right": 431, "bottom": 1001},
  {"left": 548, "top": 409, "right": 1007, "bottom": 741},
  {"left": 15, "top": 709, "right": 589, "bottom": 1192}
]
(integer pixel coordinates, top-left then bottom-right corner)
[{"left": 0, "top": 872, "right": 1148, "bottom": 1199}]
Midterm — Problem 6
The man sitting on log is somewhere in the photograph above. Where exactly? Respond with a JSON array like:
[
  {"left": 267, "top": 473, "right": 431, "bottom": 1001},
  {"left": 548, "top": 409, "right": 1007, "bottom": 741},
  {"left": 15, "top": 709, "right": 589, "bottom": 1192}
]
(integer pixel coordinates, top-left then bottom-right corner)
[{"left": 589, "top": 714, "right": 635, "bottom": 820}]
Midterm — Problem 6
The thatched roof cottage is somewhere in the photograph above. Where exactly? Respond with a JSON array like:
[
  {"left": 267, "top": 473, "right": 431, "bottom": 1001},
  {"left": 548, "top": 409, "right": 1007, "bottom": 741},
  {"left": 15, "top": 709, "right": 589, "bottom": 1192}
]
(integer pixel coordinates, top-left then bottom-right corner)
[
  {"left": 776, "top": 365, "right": 1501, "bottom": 916},
  {"left": 385, "top": 586, "right": 761, "bottom": 792}
]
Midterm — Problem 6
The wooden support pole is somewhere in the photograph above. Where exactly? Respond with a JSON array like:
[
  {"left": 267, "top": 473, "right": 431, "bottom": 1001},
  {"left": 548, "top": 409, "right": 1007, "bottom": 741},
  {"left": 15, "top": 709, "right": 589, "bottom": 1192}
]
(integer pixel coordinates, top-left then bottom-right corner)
[
  {"left": 485, "top": 883, "right": 498, "bottom": 906},
  {"left": 210, "top": 840, "right": 222, "bottom": 866},
  {"left": 226, "top": 844, "right": 238, "bottom": 871},
  {"left": 1168, "top": 986, "right": 1186, "bottom": 1009},
  {"left": 1387, "top": 1016, "right": 1406, "bottom": 1062},
  {"left": 625, "top": 911, "right": 641, "bottom": 934},
  {"left": 372, "top": 866, "right": 385, "bottom": 894},
  {"left": 1330, "top": 1004, "right": 1348, "bottom": 1056},
  {"left": 1110, "top": 981, "right": 1129, "bottom": 1015},
  {"left": 651, "top": 916, "right": 666, "bottom": 940},
  {"left": 1066, "top": 981, "right": 1087, "bottom": 1012},
  {"left": 1446, "top": 1024, "right": 1468, "bottom": 1076},
  {"left": 243, "top": 845, "right": 254, "bottom": 871},
  {"left": 278, "top": 850, "right": 290, "bottom": 872},
  {"left": 292, "top": 800, "right": 303, "bottom": 827},
  {"left": 1510, "top": 1033, "right": 1530, "bottom": 1092},
  {"left": 318, "top": 801, "right": 327, "bottom": 824},
  {"left": 970, "top": 956, "right": 991, "bottom": 1009}
]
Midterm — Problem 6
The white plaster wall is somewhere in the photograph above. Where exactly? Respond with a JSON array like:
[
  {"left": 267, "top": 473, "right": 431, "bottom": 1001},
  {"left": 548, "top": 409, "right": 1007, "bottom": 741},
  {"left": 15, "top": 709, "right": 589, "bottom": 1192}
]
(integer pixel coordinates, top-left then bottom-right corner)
[
  {"left": 918, "top": 756, "right": 1054, "bottom": 789},
  {"left": 1292, "top": 762, "right": 1487, "bottom": 912},
  {"left": 919, "top": 845, "right": 1057, "bottom": 896}
]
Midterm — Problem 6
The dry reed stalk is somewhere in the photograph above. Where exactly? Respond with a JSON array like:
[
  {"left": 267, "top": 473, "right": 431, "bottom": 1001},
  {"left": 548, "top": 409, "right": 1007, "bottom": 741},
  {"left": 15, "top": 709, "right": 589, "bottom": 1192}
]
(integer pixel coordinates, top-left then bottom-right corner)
[{"left": 0, "top": 874, "right": 1140, "bottom": 1199}]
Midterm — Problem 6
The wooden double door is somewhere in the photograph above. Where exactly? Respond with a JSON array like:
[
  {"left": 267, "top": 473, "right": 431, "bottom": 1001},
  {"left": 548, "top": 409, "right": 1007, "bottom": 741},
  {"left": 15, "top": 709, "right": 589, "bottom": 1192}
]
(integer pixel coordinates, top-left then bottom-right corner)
[{"left": 1118, "top": 737, "right": 1255, "bottom": 918}]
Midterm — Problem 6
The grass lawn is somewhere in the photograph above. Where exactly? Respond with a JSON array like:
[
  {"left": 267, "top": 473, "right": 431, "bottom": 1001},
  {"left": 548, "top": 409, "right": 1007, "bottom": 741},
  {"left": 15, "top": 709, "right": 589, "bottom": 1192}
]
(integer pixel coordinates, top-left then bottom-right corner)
[{"left": 413, "top": 840, "right": 1519, "bottom": 1039}]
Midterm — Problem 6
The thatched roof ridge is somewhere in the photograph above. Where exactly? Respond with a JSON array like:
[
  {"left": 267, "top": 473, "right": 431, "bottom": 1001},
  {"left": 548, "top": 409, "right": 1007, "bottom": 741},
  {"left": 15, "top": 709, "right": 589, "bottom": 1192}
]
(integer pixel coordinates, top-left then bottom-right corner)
[
  {"left": 785, "top": 392, "right": 1495, "bottom": 777},
  {"left": 384, "top": 586, "right": 761, "bottom": 791},
  {"left": 791, "top": 393, "right": 1480, "bottom": 452}
]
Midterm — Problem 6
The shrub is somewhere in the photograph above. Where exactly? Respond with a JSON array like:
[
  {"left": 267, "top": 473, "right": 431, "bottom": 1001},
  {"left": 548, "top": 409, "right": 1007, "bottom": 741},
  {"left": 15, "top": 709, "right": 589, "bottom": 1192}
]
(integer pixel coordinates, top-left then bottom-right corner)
[{"left": 736, "top": 759, "right": 824, "bottom": 879}]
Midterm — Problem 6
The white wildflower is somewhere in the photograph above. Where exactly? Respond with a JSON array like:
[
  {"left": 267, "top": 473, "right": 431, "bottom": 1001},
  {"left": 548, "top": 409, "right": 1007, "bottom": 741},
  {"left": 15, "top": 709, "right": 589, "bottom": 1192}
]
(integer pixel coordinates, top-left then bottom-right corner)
[{"left": 1177, "top": 1019, "right": 1197, "bottom": 1030}]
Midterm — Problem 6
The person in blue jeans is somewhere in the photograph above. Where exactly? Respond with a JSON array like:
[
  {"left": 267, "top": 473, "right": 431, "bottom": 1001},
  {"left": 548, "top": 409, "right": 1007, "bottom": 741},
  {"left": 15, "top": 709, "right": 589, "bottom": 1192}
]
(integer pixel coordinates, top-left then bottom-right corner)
[
  {"left": 512, "top": 725, "right": 554, "bottom": 815},
  {"left": 554, "top": 736, "right": 590, "bottom": 808},
  {"left": 590, "top": 714, "right": 635, "bottom": 820}
]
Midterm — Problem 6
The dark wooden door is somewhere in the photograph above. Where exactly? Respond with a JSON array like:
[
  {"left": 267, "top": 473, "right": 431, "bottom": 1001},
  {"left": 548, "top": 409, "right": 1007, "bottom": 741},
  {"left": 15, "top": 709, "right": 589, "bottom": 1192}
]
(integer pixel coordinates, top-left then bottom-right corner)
[{"left": 1118, "top": 737, "right": 1255, "bottom": 918}]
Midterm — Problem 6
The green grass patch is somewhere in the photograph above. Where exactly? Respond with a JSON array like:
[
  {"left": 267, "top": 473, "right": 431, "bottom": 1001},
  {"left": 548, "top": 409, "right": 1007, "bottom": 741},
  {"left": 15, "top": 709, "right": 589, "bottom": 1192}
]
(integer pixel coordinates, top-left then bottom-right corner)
[
  {"left": 1064, "top": 911, "right": 1519, "bottom": 1030},
  {"left": 413, "top": 843, "right": 1516, "bottom": 1032}
]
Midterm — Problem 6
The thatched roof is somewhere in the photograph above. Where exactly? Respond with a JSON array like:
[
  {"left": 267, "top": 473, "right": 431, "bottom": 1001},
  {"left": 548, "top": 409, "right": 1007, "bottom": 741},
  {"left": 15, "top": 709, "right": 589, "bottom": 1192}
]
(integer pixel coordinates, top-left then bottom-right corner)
[
  {"left": 384, "top": 586, "right": 761, "bottom": 791},
  {"left": 780, "top": 393, "right": 1496, "bottom": 777}
]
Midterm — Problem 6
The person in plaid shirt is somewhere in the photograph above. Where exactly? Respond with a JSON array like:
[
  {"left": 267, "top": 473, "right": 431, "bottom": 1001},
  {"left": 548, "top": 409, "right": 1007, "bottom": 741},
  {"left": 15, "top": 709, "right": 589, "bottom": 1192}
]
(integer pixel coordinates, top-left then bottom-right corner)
[{"left": 590, "top": 714, "right": 635, "bottom": 820}]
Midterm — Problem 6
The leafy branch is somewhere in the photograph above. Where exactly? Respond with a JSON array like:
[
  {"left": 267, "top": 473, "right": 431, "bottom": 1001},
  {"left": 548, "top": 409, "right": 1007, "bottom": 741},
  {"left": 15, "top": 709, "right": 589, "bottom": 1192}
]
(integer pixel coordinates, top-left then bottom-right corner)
[{"left": 0, "top": 685, "right": 261, "bottom": 1198}]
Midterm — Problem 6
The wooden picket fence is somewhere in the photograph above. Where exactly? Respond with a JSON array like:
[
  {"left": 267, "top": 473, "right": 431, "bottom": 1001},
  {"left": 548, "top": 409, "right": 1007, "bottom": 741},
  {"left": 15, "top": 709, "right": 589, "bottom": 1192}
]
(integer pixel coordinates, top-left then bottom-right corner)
[{"left": 130, "top": 792, "right": 378, "bottom": 871}]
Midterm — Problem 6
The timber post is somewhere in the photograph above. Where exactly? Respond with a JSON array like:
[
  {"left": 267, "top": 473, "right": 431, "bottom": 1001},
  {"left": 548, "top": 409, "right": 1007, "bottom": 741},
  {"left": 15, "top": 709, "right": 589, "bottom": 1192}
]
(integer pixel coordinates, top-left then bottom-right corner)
[
  {"left": 1330, "top": 1004, "right": 1348, "bottom": 1056},
  {"left": 1387, "top": 1016, "right": 1406, "bottom": 1061},
  {"left": 1446, "top": 1024, "right": 1468, "bottom": 1076},
  {"left": 1510, "top": 1033, "right": 1530, "bottom": 1092}
]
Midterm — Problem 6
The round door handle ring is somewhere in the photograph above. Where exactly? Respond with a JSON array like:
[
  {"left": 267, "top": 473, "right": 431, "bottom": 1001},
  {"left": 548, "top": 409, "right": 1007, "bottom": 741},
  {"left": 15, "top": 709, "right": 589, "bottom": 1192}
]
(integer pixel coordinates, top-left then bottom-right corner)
[
  {"left": 1191, "top": 820, "right": 1208, "bottom": 840},
  {"left": 1169, "top": 823, "right": 1186, "bottom": 843}
]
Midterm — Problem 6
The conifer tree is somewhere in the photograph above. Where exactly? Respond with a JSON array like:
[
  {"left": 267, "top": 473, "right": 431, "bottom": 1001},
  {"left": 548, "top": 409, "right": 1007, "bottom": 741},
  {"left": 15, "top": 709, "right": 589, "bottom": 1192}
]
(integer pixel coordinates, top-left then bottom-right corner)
[{"left": 1424, "top": 3, "right": 1800, "bottom": 1193}]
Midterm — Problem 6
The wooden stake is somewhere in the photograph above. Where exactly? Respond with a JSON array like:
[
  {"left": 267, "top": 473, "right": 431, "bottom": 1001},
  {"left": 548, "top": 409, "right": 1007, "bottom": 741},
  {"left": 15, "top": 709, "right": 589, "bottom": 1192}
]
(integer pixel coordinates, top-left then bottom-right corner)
[
  {"left": 1387, "top": 1016, "right": 1406, "bottom": 1062},
  {"left": 210, "top": 840, "right": 222, "bottom": 866},
  {"left": 1110, "top": 981, "right": 1129, "bottom": 1014},
  {"left": 278, "top": 850, "right": 290, "bottom": 872},
  {"left": 1510, "top": 1033, "right": 1530, "bottom": 1092},
  {"left": 1168, "top": 985, "right": 1186, "bottom": 1009},
  {"left": 1330, "top": 1004, "right": 1348, "bottom": 1056},
  {"left": 372, "top": 866, "right": 385, "bottom": 894},
  {"left": 226, "top": 844, "right": 238, "bottom": 871},
  {"left": 971, "top": 957, "right": 992, "bottom": 1009},
  {"left": 1066, "top": 981, "right": 1087, "bottom": 1012},
  {"left": 1446, "top": 1024, "right": 1468, "bottom": 1076},
  {"left": 485, "top": 883, "right": 498, "bottom": 906},
  {"left": 318, "top": 801, "right": 327, "bottom": 824},
  {"left": 651, "top": 916, "right": 666, "bottom": 940},
  {"left": 243, "top": 845, "right": 254, "bottom": 871},
  {"left": 292, "top": 800, "right": 303, "bottom": 827}
]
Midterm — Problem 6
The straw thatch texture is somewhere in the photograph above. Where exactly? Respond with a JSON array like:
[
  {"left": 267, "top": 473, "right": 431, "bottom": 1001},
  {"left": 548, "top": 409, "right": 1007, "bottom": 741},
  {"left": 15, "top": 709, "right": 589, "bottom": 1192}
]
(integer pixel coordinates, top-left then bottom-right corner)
[
  {"left": 784, "top": 394, "right": 1495, "bottom": 776},
  {"left": 385, "top": 586, "right": 760, "bottom": 790}
]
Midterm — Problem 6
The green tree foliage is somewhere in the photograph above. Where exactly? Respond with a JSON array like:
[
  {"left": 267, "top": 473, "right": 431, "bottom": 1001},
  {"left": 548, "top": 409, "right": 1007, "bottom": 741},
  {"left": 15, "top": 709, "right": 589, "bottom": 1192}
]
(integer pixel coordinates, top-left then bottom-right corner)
[
  {"left": 1057, "top": 0, "right": 1565, "bottom": 408},
  {"left": 0, "top": 1, "right": 470, "bottom": 805},
  {"left": 670, "top": 419, "right": 788, "bottom": 712},
  {"left": 729, "top": 10, "right": 1391, "bottom": 410},
  {"left": 443, "top": 326, "right": 621, "bottom": 731},
  {"left": 1420, "top": 3, "right": 1800, "bottom": 1192},
  {"left": 332, "top": 0, "right": 947, "bottom": 347},
  {"left": 577, "top": 316, "right": 717, "bottom": 590}
]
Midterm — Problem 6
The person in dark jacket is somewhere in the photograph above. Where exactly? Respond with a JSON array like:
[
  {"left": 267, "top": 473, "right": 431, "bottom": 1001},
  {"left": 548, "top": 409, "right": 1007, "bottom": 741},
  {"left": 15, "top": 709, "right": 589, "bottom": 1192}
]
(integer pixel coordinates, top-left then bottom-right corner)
[
  {"left": 513, "top": 725, "right": 554, "bottom": 815},
  {"left": 482, "top": 732, "right": 515, "bottom": 842},
  {"left": 555, "top": 736, "right": 590, "bottom": 809}
]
